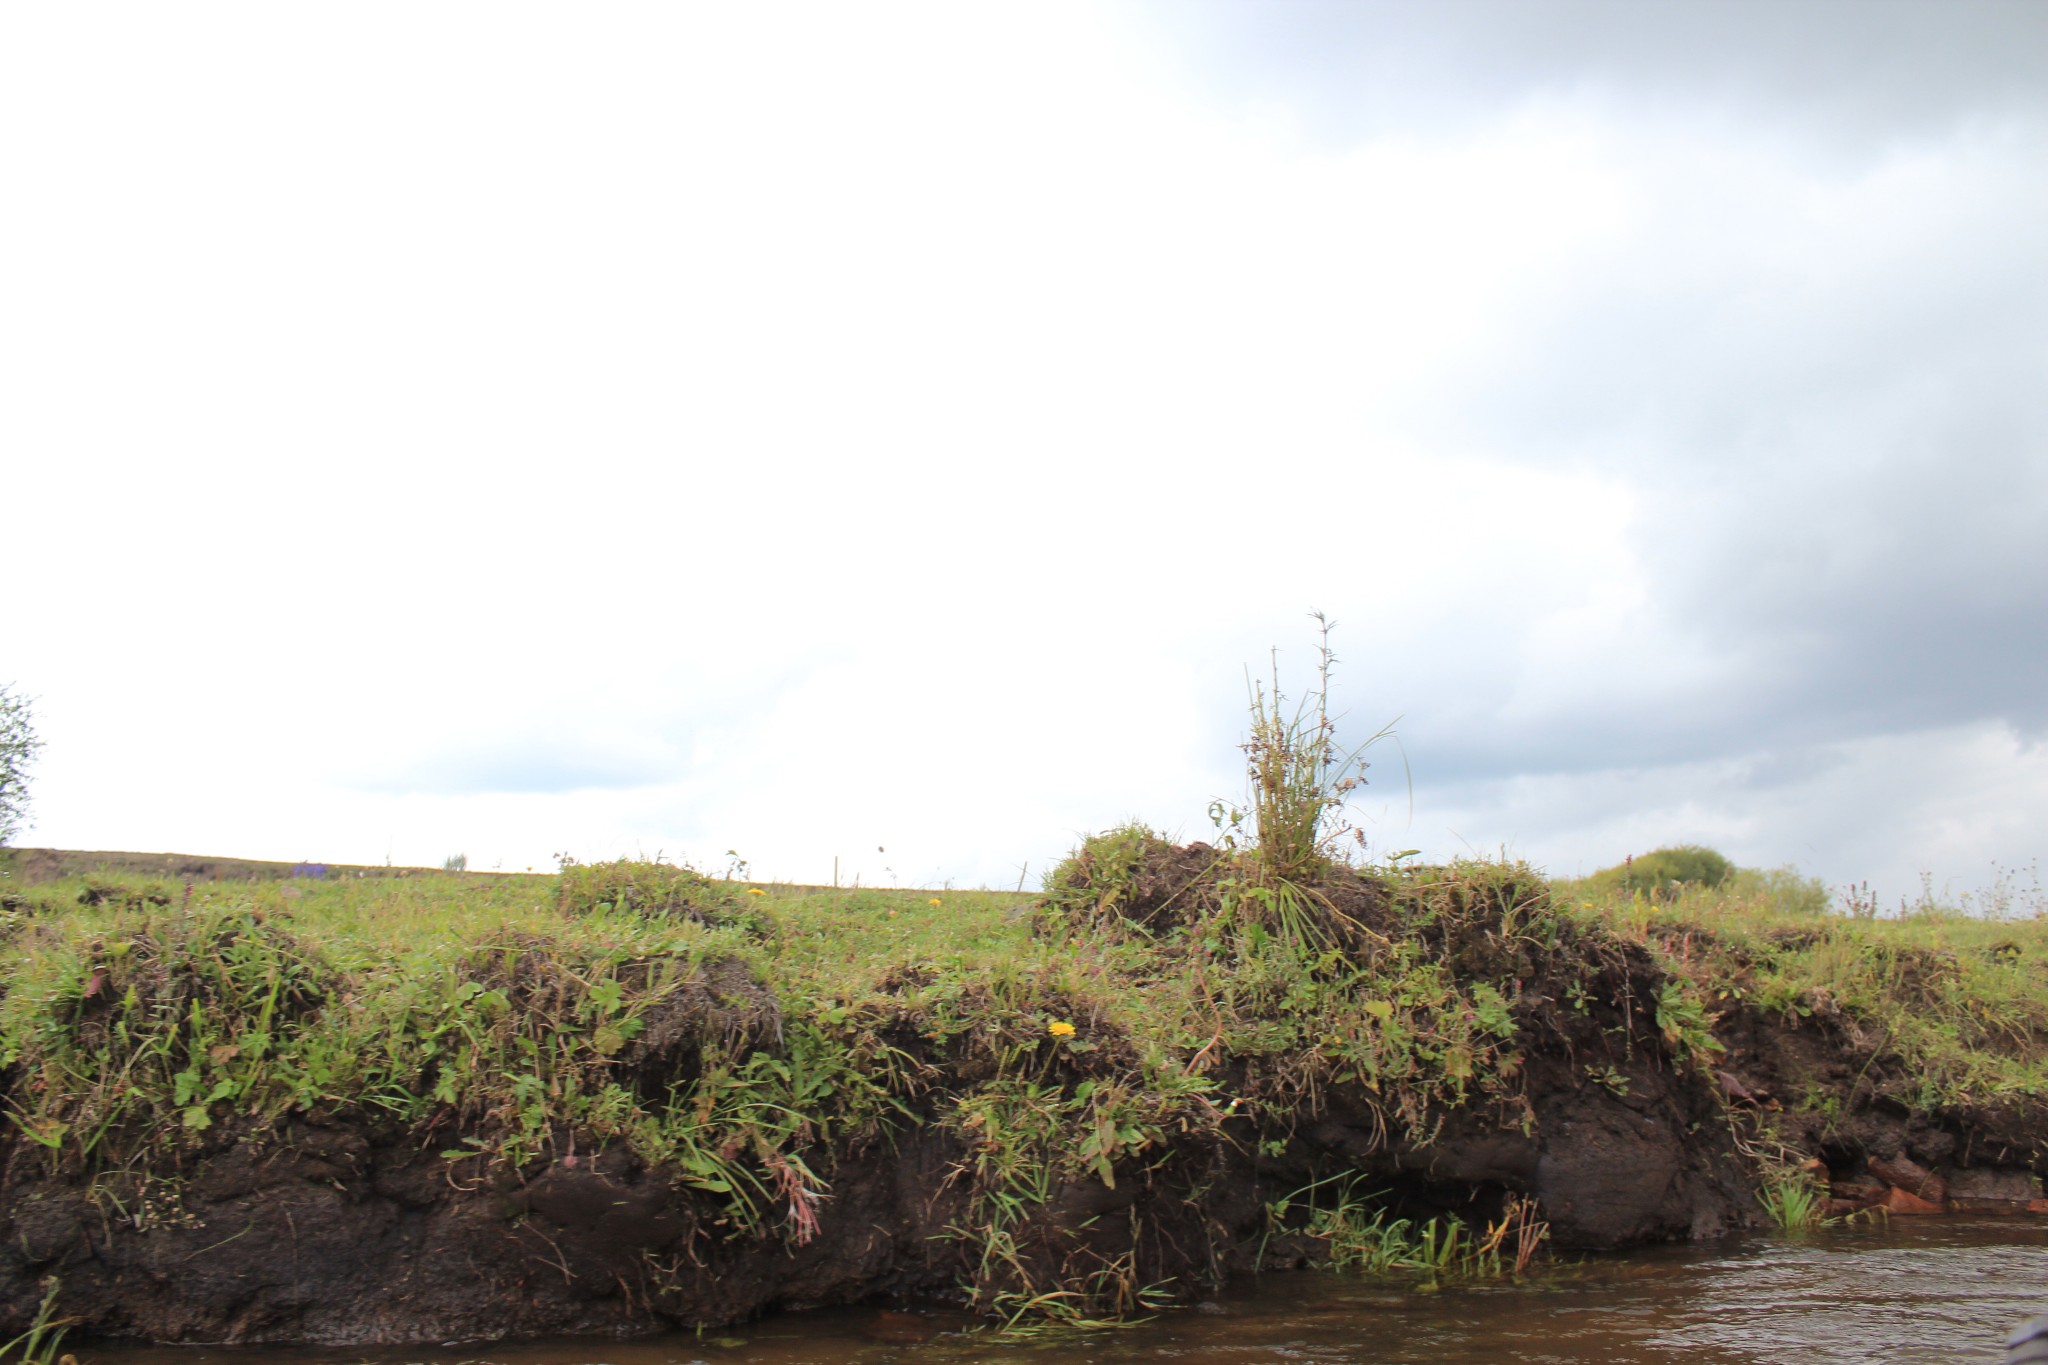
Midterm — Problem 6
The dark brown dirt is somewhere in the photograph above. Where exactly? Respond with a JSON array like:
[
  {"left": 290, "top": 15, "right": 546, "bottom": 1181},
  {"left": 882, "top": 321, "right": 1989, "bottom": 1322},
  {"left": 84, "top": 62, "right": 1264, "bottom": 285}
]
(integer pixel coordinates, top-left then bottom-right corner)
[{"left": 0, "top": 1126, "right": 970, "bottom": 1345}]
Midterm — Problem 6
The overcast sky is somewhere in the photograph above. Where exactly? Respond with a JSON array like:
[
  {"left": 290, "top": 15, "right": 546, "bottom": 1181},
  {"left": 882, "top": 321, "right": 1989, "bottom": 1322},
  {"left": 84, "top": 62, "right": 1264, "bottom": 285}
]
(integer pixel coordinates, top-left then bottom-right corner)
[{"left": 5, "top": 2, "right": 2044, "bottom": 903}]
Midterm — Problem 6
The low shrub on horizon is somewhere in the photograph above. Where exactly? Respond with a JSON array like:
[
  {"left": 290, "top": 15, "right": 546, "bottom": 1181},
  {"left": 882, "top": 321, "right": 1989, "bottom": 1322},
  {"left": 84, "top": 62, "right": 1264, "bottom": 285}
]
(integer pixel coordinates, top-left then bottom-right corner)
[{"left": 1576, "top": 844, "right": 1736, "bottom": 901}]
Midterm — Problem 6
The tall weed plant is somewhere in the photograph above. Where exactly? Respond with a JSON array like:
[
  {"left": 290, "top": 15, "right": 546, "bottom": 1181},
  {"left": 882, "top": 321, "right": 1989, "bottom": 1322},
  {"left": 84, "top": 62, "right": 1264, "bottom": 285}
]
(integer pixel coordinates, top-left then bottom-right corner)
[
  {"left": 1205, "top": 615, "right": 1400, "bottom": 954},
  {"left": 1237, "top": 613, "right": 1394, "bottom": 884}
]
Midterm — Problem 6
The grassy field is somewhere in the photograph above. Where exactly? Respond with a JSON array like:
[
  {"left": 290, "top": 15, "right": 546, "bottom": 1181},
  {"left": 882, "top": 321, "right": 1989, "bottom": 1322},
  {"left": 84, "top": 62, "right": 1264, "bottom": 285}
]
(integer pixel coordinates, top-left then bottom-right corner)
[{"left": 0, "top": 846, "right": 477, "bottom": 884}]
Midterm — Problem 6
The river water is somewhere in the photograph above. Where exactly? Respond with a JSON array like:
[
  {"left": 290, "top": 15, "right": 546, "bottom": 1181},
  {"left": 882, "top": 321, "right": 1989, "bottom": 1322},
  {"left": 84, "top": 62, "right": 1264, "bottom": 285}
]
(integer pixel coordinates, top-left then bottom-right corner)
[{"left": 89, "top": 1216, "right": 2048, "bottom": 1365}]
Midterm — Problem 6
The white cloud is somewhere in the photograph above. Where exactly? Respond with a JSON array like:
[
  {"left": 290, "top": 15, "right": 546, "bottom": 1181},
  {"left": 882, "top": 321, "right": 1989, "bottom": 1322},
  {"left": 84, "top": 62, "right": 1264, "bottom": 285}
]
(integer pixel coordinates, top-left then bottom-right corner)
[{"left": 4, "top": 3, "right": 2042, "bottom": 905}]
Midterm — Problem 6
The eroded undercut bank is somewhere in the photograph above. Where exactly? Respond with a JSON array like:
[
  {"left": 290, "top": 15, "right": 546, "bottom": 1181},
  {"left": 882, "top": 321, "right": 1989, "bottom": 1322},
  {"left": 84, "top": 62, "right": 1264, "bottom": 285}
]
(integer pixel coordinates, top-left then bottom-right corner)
[{"left": 1, "top": 837, "right": 2044, "bottom": 1348}]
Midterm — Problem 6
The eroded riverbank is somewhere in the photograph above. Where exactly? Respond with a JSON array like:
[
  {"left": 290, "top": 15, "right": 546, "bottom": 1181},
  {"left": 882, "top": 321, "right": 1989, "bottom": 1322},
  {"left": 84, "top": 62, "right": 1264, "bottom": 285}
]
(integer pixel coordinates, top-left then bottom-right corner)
[{"left": 1, "top": 846, "right": 2045, "bottom": 1348}]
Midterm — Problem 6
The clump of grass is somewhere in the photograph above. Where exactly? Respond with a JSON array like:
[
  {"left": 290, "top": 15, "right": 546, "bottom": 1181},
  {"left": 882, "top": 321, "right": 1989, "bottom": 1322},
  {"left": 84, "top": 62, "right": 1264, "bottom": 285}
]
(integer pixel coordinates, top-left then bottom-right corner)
[
  {"left": 74, "top": 876, "right": 172, "bottom": 910},
  {"left": 1168, "top": 614, "right": 1400, "bottom": 956},
  {"left": 0, "top": 903, "right": 334, "bottom": 1167},
  {"left": 945, "top": 1067, "right": 1206, "bottom": 1324},
  {"left": 1757, "top": 1167, "right": 1825, "bottom": 1232},
  {"left": 1040, "top": 823, "right": 1167, "bottom": 927},
  {"left": 0, "top": 886, "right": 60, "bottom": 919},
  {"left": 0, "top": 1278, "right": 77, "bottom": 1365},
  {"left": 556, "top": 857, "right": 768, "bottom": 933},
  {"left": 1038, "top": 824, "right": 1223, "bottom": 941},
  {"left": 1041, "top": 616, "right": 1400, "bottom": 961},
  {"left": 1272, "top": 1174, "right": 1549, "bottom": 1279}
]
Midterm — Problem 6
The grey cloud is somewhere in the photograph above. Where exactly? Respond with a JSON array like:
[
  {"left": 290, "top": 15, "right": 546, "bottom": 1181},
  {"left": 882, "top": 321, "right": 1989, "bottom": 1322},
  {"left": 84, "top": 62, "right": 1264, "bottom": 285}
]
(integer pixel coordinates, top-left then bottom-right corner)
[
  {"left": 1128, "top": 0, "right": 2048, "bottom": 152},
  {"left": 1617, "top": 320, "right": 2048, "bottom": 748},
  {"left": 1333, "top": 109, "right": 2048, "bottom": 787}
]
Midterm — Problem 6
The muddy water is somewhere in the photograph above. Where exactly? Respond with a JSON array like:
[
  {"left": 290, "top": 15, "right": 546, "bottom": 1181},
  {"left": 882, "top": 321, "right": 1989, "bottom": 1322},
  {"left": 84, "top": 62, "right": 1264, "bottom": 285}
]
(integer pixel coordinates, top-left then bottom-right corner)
[{"left": 89, "top": 1217, "right": 2048, "bottom": 1365}]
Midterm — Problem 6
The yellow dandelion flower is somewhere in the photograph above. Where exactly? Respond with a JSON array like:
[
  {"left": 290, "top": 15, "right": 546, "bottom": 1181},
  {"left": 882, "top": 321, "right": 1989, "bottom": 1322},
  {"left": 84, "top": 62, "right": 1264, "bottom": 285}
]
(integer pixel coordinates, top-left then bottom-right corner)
[
  {"left": 744, "top": 887, "right": 766, "bottom": 896},
  {"left": 927, "top": 897, "right": 942, "bottom": 907},
  {"left": 1048, "top": 1020, "right": 1076, "bottom": 1038}
]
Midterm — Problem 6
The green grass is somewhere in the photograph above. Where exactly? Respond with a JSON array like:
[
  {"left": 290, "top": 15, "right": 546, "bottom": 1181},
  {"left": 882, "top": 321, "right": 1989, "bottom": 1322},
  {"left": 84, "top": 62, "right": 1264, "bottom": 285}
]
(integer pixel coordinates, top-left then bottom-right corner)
[
  {"left": 1757, "top": 1168, "right": 1825, "bottom": 1232},
  {"left": 1269, "top": 1172, "right": 1549, "bottom": 1278},
  {"left": 0, "top": 1277, "right": 76, "bottom": 1365}
]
